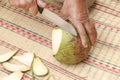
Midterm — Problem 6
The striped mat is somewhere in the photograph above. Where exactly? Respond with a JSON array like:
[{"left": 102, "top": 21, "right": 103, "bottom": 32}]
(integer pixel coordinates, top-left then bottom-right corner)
[{"left": 0, "top": 0, "right": 120, "bottom": 80}]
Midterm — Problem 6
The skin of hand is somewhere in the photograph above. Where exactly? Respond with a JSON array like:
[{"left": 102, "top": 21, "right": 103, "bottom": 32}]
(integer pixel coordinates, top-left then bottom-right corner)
[
  {"left": 9, "top": 0, "right": 97, "bottom": 48},
  {"left": 61, "top": 0, "right": 97, "bottom": 48},
  {"left": 8, "top": 0, "right": 46, "bottom": 15}
]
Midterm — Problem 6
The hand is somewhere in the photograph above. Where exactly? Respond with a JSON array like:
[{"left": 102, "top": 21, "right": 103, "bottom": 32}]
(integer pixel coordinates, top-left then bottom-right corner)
[
  {"left": 9, "top": 0, "right": 46, "bottom": 15},
  {"left": 61, "top": 0, "right": 97, "bottom": 48}
]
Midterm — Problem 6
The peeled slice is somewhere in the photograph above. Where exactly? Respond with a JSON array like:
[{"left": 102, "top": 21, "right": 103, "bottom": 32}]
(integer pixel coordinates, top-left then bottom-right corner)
[
  {"left": 13, "top": 52, "right": 34, "bottom": 67},
  {"left": 0, "top": 50, "right": 18, "bottom": 62},
  {"left": 52, "top": 27, "right": 91, "bottom": 64},
  {"left": 2, "top": 62, "right": 30, "bottom": 72},
  {"left": 32, "top": 57, "right": 49, "bottom": 76},
  {"left": 2, "top": 71, "right": 23, "bottom": 80},
  {"left": 47, "top": 75, "right": 55, "bottom": 80}
]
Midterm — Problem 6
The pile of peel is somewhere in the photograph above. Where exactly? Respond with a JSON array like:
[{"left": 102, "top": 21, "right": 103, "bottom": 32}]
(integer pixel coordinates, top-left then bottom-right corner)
[{"left": 0, "top": 50, "right": 55, "bottom": 80}]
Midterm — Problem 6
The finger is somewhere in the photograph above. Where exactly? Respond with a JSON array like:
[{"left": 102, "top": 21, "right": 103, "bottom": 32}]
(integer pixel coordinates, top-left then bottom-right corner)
[
  {"left": 23, "top": 4, "right": 29, "bottom": 12},
  {"left": 19, "top": 0, "right": 30, "bottom": 12},
  {"left": 9, "top": 0, "right": 29, "bottom": 12},
  {"left": 77, "top": 23, "right": 88, "bottom": 48},
  {"left": 24, "top": 0, "right": 37, "bottom": 13},
  {"left": 37, "top": 0, "right": 47, "bottom": 8},
  {"left": 19, "top": 0, "right": 27, "bottom": 8},
  {"left": 9, "top": 0, "right": 20, "bottom": 7},
  {"left": 71, "top": 19, "right": 88, "bottom": 48},
  {"left": 26, "top": 0, "right": 33, "bottom": 4},
  {"left": 84, "top": 21, "right": 97, "bottom": 45},
  {"left": 29, "top": 6, "right": 38, "bottom": 15},
  {"left": 29, "top": 1, "right": 38, "bottom": 15}
]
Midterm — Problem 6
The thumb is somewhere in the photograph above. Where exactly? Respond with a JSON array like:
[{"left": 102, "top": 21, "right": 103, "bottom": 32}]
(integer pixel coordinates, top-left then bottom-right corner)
[{"left": 37, "top": 0, "right": 47, "bottom": 8}]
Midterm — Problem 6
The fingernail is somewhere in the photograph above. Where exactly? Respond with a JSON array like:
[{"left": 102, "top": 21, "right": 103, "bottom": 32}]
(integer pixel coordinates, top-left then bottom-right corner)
[
  {"left": 37, "top": 0, "right": 47, "bottom": 8},
  {"left": 41, "top": 3, "right": 47, "bottom": 8}
]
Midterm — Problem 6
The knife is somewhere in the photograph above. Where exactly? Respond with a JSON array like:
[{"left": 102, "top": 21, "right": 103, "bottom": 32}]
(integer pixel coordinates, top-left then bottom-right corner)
[{"left": 38, "top": 7, "right": 77, "bottom": 36}]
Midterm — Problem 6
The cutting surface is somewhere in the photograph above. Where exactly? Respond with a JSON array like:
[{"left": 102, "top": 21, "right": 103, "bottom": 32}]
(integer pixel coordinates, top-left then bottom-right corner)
[{"left": 0, "top": 0, "right": 120, "bottom": 80}]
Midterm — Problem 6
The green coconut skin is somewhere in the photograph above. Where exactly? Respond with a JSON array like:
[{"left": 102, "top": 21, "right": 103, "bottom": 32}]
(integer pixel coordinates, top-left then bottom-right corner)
[{"left": 53, "top": 27, "right": 91, "bottom": 64}]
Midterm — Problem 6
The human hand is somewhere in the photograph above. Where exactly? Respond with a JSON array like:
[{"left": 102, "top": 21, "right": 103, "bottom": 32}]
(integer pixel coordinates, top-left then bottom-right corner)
[
  {"left": 61, "top": 0, "right": 97, "bottom": 48},
  {"left": 9, "top": 0, "right": 46, "bottom": 15}
]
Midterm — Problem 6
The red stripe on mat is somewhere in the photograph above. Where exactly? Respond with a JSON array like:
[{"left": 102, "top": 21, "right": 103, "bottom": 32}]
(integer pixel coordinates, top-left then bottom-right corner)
[
  {"left": 95, "top": 2, "right": 120, "bottom": 14},
  {"left": 86, "top": 58, "right": 120, "bottom": 74},
  {"left": 92, "top": 20, "right": 120, "bottom": 32},
  {"left": 95, "top": 8, "right": 120, "bottom": 17}
]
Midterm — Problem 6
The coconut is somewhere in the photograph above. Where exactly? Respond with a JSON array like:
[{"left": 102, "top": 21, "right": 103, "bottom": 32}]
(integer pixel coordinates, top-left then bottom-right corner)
[
  {"left": 52, "top": 27, "right": 91, "bottom": 64},
  {"left": 32, "top": 56, "right": 49, "bottom": 76}
]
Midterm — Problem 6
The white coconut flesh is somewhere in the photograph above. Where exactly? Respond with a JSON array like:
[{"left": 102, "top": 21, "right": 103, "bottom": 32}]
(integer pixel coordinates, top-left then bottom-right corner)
[
  {"left": 32, "top": 57, "right": 49, "bottom": 76},
  {"left": 52, "top": 28, "right": 62, "bottom": 55},
  {"left": 1, "top": 71, "right": 23, "bottom": 80},
  {"left": 47, "top": 75, "right": 55, "bottom": 80},
  {"left": 13, "top": 53, "right": 34, "bottom": 67},
  {"left": 0, "top": 50, "right": 17, "bottom": 62},
  {"left": 2, "top": 62, "right": 30, "bottom": 72}
]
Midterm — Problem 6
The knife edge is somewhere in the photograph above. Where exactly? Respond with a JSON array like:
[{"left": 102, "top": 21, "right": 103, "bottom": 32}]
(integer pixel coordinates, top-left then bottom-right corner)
[{"left": 41, "top": 8, "right": 77, "bottom": 36}]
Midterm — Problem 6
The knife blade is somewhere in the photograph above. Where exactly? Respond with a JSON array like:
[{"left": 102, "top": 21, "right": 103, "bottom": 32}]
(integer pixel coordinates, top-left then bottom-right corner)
[{"left": 38, "top": 7, "right": 77, "bottom": 36}]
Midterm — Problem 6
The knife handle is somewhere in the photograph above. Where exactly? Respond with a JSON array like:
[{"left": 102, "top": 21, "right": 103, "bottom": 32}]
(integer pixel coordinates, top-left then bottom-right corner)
[{"left": 38, "top": 6, "right": 44, "bottom": 13}]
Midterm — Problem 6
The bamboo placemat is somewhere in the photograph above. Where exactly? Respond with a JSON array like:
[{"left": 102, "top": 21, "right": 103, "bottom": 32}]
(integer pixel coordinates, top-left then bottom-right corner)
[{"left": 0, "top": 0, "right": 120, "bottom": 80}]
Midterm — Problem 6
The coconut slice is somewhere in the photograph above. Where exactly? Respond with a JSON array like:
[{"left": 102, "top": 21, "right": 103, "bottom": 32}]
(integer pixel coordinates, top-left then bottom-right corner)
[
  {"left": 32, "top": 57, "right": 49, "bottom": 76},
  {"left": 47, "top": 75, "right": 55, "bottom": 80},
  {"left": 2, "top": 71, "right": 23, "bottom": 80},
  {"left": 13, "top": 52, "right": 34, "bottom": 67},
  {"left": 0, "top": 50, "right": 18, "bottom": 62},
  {"left": 2, "top": 62, "right": 30, "bottom": 72}
]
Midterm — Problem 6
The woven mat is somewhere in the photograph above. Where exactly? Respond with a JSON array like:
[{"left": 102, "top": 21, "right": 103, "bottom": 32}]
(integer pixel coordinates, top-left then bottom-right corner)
[{"left": 0, "top": 0, "right": 120, "bottom": 80}]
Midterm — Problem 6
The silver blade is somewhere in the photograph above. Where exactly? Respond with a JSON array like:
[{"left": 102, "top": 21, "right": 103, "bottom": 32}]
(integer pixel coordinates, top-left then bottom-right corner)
[{"left": 42, "top": 8, "right": 77, "bottom": 36}]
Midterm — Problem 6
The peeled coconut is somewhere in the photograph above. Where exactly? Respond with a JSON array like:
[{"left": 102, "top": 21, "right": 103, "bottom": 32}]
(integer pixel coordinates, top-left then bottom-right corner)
[{"left": 52, "top": 27, "right": 91, "bottom": 64}]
